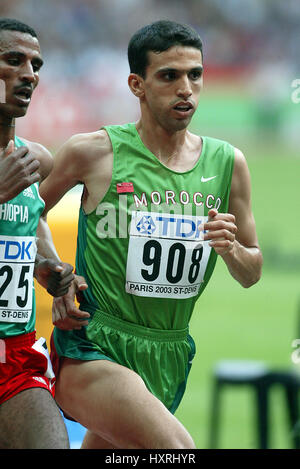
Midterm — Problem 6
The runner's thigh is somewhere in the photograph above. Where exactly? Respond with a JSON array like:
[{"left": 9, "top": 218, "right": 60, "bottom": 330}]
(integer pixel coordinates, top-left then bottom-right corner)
[
  {"left": 55, "top": 358, "right": 195, "bottom": 449},
  {"left": 0, "top": 388, "right": 69, "bottom": 449}
]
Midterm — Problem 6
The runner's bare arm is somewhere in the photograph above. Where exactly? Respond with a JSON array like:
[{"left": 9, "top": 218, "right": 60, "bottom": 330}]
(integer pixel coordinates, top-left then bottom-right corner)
[
  {"left": 204, "top": 148, "right": 263, "bottom": 287},
  {"left": 39, "top": 130, "right": 112, "bottom": 215},
  {"left": 36, "top": 208, "right": 90, "bottom": 329},
  {"left": 21, "top": 142, "right": 75, "bottom": 297},
  {"left": 38, "top": 131, "right": 112, "bottom": 328}
]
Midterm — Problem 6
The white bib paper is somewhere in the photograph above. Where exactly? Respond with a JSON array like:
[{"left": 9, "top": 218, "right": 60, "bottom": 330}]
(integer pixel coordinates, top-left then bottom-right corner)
[
  {"left": 0, "top": 235, "right": 36, "bottom": 323},
  {"left": 126, "top": 211, "right": 211, "bottom": 299}
]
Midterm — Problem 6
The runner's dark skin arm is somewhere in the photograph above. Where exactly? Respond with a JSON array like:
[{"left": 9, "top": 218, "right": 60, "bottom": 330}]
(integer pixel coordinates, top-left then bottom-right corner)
[{"left": 17, "top": 139, "right": 76, "bottom": 297}]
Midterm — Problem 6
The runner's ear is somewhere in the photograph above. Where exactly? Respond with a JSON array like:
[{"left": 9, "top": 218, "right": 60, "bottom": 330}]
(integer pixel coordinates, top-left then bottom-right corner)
[{"left": 128, "top": 73, "right": 145, "bottom": 99}]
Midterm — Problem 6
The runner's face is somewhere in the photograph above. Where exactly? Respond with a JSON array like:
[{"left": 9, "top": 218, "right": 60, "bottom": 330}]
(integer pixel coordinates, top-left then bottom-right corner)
[
  {"left": 142, "top": 46, "right": 203, "bottom": 132},
  {"left": 0, "top": 30, "right": 43, "bottom": 119}
]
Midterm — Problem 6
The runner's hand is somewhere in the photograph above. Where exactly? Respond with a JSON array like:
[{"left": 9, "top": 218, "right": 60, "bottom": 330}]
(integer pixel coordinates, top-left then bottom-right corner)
[
  {"left": 203, "top": 208, "right": 237, "bottom": 256},
  {"left": 34, "top": 258, "right": 74, "bottom": 296},
  {"left": 52, "top": 275, "right": 90, "bottom": 330},
  {"left": 0, "top": 140, "right": 40, "bottom": 203}
]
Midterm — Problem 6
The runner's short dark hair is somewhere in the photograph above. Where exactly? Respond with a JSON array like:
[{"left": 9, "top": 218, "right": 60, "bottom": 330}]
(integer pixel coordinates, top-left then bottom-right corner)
[
  {"left": 0, "top": 18, "right": 37, "bottom": 38},
  {"left": 128, "top": 20, "right": 203, "bottom": 78}
]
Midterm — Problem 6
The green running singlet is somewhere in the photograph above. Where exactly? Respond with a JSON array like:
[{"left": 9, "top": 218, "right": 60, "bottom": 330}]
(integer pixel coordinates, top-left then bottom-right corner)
[
  {"left": 53, "top": 123, "right": 235, "bottom": 412},
  {"left": 0, "top": 136, "right": 45, "bottom": 338}
]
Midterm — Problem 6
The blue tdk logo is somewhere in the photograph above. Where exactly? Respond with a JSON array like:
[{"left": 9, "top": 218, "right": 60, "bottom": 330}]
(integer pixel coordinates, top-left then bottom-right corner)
[
  {"left": 156, "top": 215, "right": 203, "bottom": 239},
  {"left": 136, "top": 216, "right": 156, "bottom": 235},
  {"left": 134, "top": 212, "right": 205, "bottom": 239},
  {"left": 0, "top": 240, "right": 33, "bottom": 260}
]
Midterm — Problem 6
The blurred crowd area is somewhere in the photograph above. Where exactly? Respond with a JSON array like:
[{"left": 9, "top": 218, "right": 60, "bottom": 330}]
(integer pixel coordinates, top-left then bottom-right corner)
[{"left": 1, "top": 0, "right": 299, "bottom": 148}]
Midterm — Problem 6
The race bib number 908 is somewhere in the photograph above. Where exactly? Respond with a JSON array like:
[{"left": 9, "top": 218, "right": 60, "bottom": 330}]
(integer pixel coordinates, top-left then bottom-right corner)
[
  {"left": 126, "top": 211, "right": 211, "bottom": 299},
  {"left": 0, "top": 236, "right": 36, "bottom": 323}
]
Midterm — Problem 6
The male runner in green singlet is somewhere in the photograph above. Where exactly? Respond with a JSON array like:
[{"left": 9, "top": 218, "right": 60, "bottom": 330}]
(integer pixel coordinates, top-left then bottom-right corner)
[
  {"left": 0, "top": 18, "right": 88, "bottom": 449},
  {"left": 41, "top": 20, "right": 263, "bottom": 449}
]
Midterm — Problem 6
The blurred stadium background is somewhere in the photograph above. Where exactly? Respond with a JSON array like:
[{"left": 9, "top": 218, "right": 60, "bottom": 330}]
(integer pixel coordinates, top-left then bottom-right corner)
[{"left": 1, "top": 0, "right": 299, "bottom": 449}]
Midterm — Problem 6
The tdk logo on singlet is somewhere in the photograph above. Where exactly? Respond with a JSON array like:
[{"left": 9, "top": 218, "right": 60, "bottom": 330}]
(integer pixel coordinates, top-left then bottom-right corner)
[
  {"left": 0, "top": 240, "right": 33, "bottom": 260},
  {"left": 135, "top": 212, "right": 205, "bottom": 239}
]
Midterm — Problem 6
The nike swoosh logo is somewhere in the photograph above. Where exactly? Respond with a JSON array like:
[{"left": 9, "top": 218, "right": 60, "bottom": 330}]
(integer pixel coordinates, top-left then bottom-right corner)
[{"left": 201, "top": 175, "right": 217, "bottom": 183}]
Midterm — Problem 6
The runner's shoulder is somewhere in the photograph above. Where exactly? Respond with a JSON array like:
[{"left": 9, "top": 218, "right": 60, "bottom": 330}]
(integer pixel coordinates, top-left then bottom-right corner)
[
  {"left": 18, "top": 137, "right": 53, "bottom": 180},
  {"left": 64, "top": 130, "right": 112, "bottom": 165}
]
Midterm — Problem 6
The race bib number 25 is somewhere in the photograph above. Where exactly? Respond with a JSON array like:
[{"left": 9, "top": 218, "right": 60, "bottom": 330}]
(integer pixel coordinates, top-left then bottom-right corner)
[
  {"left": 126, "top": 211, "right": 211, "bottom": 299},
  {"left": 0, "top": 236, "right": 36, "bottom": 323}
]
